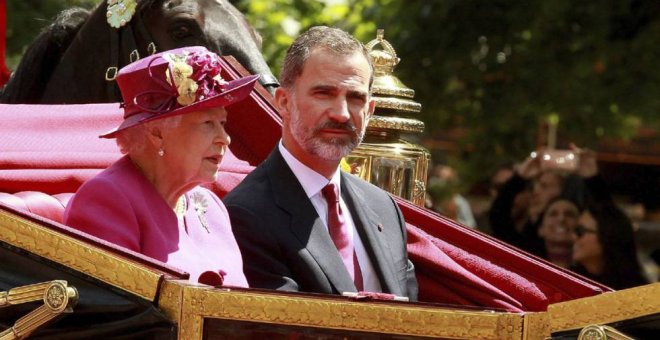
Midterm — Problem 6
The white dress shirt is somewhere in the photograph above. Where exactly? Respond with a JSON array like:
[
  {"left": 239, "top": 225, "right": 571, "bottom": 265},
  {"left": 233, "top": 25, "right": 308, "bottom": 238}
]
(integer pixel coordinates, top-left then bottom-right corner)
[{"left": 279, "top": 141, "right": 382, "bottom": 292}]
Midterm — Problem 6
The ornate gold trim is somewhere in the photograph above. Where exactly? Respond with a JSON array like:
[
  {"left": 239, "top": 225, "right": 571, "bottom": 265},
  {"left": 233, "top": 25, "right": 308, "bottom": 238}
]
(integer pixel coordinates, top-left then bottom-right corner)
[
  {"left": 157, "top": 279, "right": 208, "bottom": 332},
  {"left": 353, "top": 140, "right": 427, "bottom": 155},
  {"left": 577, "top": 324, "right": 634, "bottom": 340},
  {"left": 158, "top": 280, "right": 183, "bottom": 324},
  {"left": 367, "top": 115, "right": 425, "bottom": 133},
  {"left": 373, "top": 97, "right": 422, "bottom": 113},
  {"left": 0, "top": 209, "right": 163, "bottom": 301},
  {"left": 548, "top": 283, "right": 660, "bottom": 332},
  {"left": 173, "top": 284, "right": 522, "bottom": 340},
  {"left": 0, "top": 280, "right": 78, "bottom": 340},
  {"left": 522, "top": 312, "right": 550, "bottom": 340},
  {"left": 372, "top": 84, "right": 415, "bottom": 99}
]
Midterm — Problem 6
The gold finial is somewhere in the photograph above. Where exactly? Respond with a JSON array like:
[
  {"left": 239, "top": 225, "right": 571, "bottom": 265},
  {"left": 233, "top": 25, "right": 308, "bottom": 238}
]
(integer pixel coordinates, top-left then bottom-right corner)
[
  {"left": 366, "top": 30, "right": 400, "bottom": 75},
  {"left": 365, "top": 29, "right": 421, "bottom": 117},
  {"left": 347, "top": 30, "right": 430, "bottom": 207}
]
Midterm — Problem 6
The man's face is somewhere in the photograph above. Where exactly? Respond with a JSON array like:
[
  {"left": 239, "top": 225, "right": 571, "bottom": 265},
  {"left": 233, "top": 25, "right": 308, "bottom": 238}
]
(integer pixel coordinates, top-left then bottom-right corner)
[{"left": 276, "top": 48, "right": 375, "bottom": 166}]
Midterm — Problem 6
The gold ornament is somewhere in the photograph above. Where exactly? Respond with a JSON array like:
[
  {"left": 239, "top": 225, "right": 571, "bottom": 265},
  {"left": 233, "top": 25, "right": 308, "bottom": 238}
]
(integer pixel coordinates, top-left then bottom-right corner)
[{"left": 106, "top": 0, "right": 137, "bottom": 29}]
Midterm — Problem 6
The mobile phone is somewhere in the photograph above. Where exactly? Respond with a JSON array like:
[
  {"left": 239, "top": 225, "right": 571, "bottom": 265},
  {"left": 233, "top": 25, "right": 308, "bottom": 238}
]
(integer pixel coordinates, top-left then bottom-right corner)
[{"left": 537, "top": 150, "right": 579, "bottom": 171}]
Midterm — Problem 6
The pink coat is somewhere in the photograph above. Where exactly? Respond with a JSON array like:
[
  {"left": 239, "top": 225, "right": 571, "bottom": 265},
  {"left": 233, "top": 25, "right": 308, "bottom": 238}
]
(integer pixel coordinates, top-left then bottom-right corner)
[{"left": 64, "top": 155, "right": 248, "bottom": 287}]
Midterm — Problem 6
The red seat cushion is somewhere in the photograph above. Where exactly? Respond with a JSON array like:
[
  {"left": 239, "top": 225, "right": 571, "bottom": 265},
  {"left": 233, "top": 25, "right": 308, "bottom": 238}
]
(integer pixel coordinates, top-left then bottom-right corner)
[{"left": 0, "top": 191, "right": 72, "bottom": 223}]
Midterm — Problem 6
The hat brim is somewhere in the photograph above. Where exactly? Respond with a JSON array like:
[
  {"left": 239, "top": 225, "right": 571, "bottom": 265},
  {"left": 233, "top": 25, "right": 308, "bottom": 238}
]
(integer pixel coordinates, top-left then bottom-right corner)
[{"left": 100, "top": 74, "right": 260, "bottom": 138}]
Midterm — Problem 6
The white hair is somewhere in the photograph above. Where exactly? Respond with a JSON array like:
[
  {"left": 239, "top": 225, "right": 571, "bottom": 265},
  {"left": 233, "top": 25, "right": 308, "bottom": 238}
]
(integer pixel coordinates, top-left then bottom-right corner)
[{"left": 115, "top": 115, "right": 182, "bottom": 155}]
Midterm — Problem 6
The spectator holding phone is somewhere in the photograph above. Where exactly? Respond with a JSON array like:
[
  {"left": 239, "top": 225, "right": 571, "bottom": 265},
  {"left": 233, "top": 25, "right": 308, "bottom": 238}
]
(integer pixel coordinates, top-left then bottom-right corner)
[
  {"left": 570, "top": 202, "right": 648, "bottom": 290},
  {"left": 537, "top": 195, "right": 582, "bottom": 267},
  {"left": 489, "top": 144, "right": 612, "bottom": 256}
]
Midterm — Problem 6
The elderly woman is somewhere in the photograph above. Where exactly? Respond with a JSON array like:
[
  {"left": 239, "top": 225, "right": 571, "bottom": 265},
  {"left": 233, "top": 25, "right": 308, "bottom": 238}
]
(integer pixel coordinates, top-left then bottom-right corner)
[{"left": 64, "top": 46, "right": 258, "bottom": 287}]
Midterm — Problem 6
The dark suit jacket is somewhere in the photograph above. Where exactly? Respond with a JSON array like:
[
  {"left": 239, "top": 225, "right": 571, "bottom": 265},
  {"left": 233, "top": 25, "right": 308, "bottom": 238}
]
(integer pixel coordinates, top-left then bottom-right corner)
[{"left": 225, "top": 148, "right": 418, "bottom": 300}]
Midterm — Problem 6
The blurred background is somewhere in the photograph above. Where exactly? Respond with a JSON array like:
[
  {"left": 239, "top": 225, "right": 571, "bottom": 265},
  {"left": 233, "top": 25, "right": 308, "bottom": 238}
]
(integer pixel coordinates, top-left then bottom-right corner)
[{"left": 3, "top": 0, "right": 659, "bottom": 283}]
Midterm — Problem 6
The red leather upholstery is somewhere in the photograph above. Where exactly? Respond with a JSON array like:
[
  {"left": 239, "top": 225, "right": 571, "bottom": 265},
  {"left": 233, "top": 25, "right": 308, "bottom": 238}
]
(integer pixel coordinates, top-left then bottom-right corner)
[
  {"left": 399, "top": 198, "right": 610, "bottom": 311},
  {"left": 0, "top": 191, "right": 72, "bottom": 223}
]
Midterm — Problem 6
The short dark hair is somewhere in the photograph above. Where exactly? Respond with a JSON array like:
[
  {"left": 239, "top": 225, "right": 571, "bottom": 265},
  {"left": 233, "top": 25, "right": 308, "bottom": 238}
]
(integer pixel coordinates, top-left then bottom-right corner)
[{"left": 279, "top": 26, "right": 373, "bottom": 89}]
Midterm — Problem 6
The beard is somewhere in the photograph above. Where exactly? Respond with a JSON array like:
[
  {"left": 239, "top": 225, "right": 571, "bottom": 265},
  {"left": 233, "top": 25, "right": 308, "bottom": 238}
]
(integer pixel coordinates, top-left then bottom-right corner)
[{"left": 289, "top": 105, "right": 367, "bottom": 161}]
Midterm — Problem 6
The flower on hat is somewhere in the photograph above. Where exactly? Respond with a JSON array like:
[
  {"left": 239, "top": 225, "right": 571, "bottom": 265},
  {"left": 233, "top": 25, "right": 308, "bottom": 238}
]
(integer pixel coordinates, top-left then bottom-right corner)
[
  {"left": 101, "top": 46, "right": 259, "bottom": 139},
  {"left": 163, "top": 50, "right": 228, "bottom": 107}
]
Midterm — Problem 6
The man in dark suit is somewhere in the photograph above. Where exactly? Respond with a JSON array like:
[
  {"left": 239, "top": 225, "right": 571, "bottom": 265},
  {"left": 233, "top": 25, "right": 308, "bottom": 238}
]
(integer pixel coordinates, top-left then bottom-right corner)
[{"left": 225, "top": 26, "right": 418, "bottom": 300}]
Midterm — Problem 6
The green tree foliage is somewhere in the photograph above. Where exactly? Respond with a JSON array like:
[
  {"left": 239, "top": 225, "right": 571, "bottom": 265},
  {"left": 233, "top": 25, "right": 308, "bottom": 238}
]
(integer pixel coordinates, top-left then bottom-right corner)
[
  {"left": 233, "top": 0, "right": 381, "bottom": 76},
  {"left": 236, "top": 0, "right": 660, "bottom": 186}
]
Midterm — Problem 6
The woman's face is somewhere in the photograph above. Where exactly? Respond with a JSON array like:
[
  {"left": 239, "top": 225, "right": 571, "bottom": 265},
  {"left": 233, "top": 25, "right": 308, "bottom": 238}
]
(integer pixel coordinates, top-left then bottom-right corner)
[
  {"left": 160, "top": 107, "right": 230, "bottom": 186},
  {"left": 539, "top": 199, "right": 579, "bottom": 243},
  {"left": 572, "top": 211, "right": 603, "bottom": 266},
  {"left": 529, "top": 172, "right": 563, "bottom": 220}
]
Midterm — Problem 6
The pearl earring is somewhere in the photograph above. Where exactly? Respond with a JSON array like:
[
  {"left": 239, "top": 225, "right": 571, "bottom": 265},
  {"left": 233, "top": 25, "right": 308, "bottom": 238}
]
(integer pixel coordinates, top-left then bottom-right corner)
[{"left": 158, "top": 147, "right": 164, "bottom": 157}]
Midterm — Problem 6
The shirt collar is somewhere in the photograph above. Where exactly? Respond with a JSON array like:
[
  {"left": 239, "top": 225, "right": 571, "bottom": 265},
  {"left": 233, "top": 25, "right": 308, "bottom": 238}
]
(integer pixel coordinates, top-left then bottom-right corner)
[{"left": 279, "top": 140, "right": 341, "bottom": 199}]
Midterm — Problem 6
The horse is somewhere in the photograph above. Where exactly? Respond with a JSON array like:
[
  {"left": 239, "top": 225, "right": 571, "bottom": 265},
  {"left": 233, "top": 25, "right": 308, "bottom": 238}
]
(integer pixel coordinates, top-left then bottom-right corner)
[{"left": 0, "top": 0, "right": 278, "bottom": 104}]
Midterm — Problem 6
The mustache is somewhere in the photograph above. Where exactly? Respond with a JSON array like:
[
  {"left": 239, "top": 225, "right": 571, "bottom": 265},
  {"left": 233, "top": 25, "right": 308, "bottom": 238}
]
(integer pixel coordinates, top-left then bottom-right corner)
[{"left": 316, "top": 121, "right": 357, "bottom": 133}]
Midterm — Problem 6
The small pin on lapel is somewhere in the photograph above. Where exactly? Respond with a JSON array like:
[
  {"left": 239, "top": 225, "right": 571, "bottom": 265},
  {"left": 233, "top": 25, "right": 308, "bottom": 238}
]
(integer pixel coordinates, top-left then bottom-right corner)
[{"left": 377, "top": 224, "right": 383, "bottom": 232}]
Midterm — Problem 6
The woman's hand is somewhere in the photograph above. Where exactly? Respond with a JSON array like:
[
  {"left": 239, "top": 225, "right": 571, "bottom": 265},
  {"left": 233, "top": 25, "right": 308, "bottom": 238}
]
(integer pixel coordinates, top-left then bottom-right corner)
[
  {"left": 516, "top": 152, "right": 542, "bottom": 180},
  {"left": 570, "top": 143, "right": 598, "bottom": 178}
]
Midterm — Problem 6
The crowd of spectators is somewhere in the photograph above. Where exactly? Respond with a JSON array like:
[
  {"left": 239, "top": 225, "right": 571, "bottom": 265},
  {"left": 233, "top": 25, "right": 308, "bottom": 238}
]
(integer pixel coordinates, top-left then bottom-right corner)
[{"left": 426, "top": 145, "right": 657, "bottom": 290}]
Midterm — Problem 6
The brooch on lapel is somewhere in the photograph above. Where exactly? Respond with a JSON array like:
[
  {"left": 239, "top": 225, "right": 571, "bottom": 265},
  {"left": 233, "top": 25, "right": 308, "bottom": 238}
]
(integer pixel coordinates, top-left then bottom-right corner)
[{"left": 191, "top": 192, "right": 210, "bottom": 233}]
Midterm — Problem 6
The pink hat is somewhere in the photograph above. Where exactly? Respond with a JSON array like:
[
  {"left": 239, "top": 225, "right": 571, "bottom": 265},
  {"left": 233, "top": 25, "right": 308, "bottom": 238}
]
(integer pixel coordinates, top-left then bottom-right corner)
[{"left": 100, "top": 46, "right": 259, "bottom": 138}]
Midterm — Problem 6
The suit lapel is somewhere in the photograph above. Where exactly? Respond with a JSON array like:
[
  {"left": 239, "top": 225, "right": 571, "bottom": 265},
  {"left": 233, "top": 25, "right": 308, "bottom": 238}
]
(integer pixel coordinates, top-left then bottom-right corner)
[
  {"left": 341, "top": 173, "right": 399, "bottom": 294},
  {"left": 266, "top": 149, "right": 356, "bottom": 293}
]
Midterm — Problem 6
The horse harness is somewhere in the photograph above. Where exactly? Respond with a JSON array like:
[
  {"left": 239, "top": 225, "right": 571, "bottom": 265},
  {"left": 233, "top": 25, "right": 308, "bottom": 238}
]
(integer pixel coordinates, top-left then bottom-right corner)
[
  {"left": 103, "top": 0, "right": 279, "bottom": 99},
  {"left": 105, "top": 0, "right": 156, "bottom": 99}
]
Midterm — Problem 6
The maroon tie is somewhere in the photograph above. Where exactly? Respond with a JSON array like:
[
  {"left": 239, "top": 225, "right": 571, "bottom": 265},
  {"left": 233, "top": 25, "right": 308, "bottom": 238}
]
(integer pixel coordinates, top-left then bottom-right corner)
[{"left": 322, "top": 183, "right": 364, "bottom": 291}]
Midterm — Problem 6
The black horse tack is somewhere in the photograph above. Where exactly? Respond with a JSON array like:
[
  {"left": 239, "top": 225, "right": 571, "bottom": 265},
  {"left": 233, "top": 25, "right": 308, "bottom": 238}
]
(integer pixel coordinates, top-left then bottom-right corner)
[
  {"left": 105, "top": 0, "right": 158, "bottom": 99},
  {"left": 0, "top": 0, "right": 278, "bottom": 104}
]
